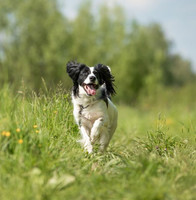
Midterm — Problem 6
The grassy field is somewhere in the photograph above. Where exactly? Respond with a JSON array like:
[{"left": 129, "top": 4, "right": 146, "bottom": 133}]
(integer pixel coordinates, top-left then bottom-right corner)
[{"left": 0, "top": 85, "right": 195, "bottom": 200}]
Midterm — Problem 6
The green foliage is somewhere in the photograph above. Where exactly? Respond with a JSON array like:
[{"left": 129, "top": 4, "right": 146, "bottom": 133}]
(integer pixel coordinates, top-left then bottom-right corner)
[
  {"left": 0, "top": 0, "right": 71, "bottom": 89},
  {"left": 116, "top": 22, "right": 168, "bottom": 103},
  {"left": 69, "top": 1, "right": 96, "bottom": 63},
  {"left": 136, "top": 120, "right": 186, "bottom": 157},
  {"left": 0, "top": 0, "right": 195, "bottom": 103},
  {"left": 163, "top": 54, "right": 195, "bottom": 86},
  {"left": 0, "top": 86, "right": 196, "bottom": 199}
]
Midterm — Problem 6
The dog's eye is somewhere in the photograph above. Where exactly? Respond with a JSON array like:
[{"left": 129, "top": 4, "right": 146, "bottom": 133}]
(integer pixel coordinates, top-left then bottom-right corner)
[
  {"left": 81, "top": 68, "right": 91, "bottom": 75},
  {"left": 93, "top": 71, "right": 98, "bottom": 76},
  {"left": 80, "top": 70, "right": 88, "bottom": 76}
]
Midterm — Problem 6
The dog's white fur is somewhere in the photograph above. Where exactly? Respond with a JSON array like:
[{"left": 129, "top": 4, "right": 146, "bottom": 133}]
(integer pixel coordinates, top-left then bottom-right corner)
[{"left": 71, "top": 66, "right": 118, "bottom": 153}]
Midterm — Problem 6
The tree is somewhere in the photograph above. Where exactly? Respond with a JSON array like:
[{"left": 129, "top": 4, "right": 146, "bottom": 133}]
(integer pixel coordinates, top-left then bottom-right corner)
[
  {"left": 69, "top": 1, "right": 96, "bottom": 65},
  {"left": 163, "top": 54, "right": 194, "bottom": 86},
  {"left": 0, "top": 0, "right": 70, "bottom": 89}
]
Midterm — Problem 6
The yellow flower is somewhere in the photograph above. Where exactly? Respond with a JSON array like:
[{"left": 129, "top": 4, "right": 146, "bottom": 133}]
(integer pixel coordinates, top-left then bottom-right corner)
[
  {"left": 33, "top": 125, "right": 38, "bottom": 128},
  {"left": 1, "top": 131, "right": 6, "bottom": 136},
  {"left": 18, "top": 139, "right": 23, "bottom": 144},
  {"left": 16, "top": 128, "right": 21, "bottom": 132},
  {"left": 35, "top": 130, "right": 39, "bottom": 133},
  {"left": 165, "top": 118, "right": 174, "bottom": 125},
  {"left": 5, "top": 131, "right": 11, "bottom": 137}
]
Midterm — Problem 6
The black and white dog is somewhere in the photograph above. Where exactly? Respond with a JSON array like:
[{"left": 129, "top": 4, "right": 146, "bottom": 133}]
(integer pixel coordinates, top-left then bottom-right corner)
[{"left": 66, "top": 61, "right": 118, "bottom": 153}]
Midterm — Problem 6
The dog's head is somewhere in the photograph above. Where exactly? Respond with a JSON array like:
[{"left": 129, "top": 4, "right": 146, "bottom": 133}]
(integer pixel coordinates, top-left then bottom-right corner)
[{"left": 66, "top": 61, "right": 116, "bottom": 97}]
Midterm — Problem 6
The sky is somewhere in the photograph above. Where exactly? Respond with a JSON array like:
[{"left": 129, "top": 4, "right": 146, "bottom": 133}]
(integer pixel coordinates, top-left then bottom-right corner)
[{"left": 62, "top": 0, "right": 196, "bottom": 71}]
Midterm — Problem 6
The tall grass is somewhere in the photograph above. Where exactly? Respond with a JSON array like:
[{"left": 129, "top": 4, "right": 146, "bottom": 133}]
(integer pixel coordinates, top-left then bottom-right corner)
[{"left": 0, "top": 85, "right": 195, "bottom": 200}]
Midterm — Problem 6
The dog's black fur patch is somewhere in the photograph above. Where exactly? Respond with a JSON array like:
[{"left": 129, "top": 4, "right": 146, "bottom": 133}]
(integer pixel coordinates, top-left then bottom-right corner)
[
  {"left": 94, "top": 64, "right": 116, "bottom": 96},
  {"left": 67, "top": 61, "right": 90, "bottom": 97},
  {"left": 99, "top": 88, "right": 109, "bottom": 107}
]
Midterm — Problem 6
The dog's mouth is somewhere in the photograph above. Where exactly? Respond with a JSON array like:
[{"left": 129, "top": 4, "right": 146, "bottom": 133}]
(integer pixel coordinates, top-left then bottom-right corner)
[{"left": 83, "top": 83, "right": 98, "bottom": 96}]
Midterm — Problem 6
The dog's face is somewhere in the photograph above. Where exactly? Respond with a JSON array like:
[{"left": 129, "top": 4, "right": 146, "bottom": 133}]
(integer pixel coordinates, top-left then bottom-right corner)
[
  {"left": 66, "top": 61, "right": 116, "bottom": 97},
  {"left": 78, "top": 66, "right": 99, "bottom": 96}
]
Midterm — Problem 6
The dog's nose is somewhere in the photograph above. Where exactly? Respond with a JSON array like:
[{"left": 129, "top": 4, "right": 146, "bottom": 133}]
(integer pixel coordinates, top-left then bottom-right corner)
[{"left": 89, "top": 76, "right": 96, "bottom": 82}]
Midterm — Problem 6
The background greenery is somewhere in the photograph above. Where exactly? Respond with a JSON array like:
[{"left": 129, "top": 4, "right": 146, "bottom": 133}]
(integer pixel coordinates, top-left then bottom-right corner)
[
  {"left": 0, "top": 0, "right": 195, "bottom": 199},
  {"left": 0, "top": 0, "right": 195, "bottom": 104}
]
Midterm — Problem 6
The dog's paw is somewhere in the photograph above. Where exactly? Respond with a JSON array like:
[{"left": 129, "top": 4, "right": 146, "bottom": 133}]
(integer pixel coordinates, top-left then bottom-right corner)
[
  {"left": 85, "top": 145, "right": 93, "bottom": 154},
  {"left": 90, "top": 134, "right": 99, "bottom": 144}
]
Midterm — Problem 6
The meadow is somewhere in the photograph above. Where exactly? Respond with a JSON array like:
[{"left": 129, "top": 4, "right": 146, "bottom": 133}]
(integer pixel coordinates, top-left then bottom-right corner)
[{"left": 0, "top": 85, "right": 195, "bottom": 200}]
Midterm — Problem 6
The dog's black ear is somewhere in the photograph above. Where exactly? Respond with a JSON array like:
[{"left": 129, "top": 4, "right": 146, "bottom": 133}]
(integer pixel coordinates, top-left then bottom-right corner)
[
  {"left": 66, "top": 61, "right": 86, "bottom": 82},
  {"left": 66, "top": 61, "right": 87, "bottom": 97},
  {"left": 94, "top": 64, "right": 116, "bottom": 96}
]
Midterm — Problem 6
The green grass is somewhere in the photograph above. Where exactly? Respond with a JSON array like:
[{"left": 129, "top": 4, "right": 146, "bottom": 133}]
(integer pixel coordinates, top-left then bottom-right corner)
[{"left": 0, "top": 85, "right": 196, "bottom": 200}]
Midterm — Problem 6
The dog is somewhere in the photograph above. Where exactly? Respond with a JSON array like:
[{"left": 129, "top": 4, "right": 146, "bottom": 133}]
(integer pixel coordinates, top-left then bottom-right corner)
[{"left": 66, "top": 61, "right": 118, "bottom": 153}]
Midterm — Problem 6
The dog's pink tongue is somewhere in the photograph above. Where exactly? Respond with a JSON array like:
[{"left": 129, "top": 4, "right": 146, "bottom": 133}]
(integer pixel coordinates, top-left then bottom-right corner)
[{"left": 86, "top": 85, "right": 96, "bottom": 95}]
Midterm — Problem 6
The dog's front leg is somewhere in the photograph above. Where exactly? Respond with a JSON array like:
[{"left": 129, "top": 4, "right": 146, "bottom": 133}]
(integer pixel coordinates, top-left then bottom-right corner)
[
  {"left": 80, "top": 126, "right": 93, "bottom": 153},
  {"left": 90, "top": 118, "right": 105, "bottom": 144}
]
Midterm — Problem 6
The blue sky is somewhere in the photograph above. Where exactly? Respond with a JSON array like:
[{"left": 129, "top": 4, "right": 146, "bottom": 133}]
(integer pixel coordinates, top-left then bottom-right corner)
[{"left": 62, "top": 0, "right": 196, "bottom": 71}]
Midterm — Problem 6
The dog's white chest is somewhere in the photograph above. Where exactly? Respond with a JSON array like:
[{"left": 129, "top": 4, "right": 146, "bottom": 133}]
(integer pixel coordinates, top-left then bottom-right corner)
[{"left": 81, "top": 101, "right": 106, "bottom": 121}]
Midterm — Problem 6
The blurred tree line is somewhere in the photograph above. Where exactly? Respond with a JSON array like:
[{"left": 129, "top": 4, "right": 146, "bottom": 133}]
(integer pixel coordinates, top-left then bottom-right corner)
[{"left": 0, "top": 0, "right": 195, "bottom": 104}]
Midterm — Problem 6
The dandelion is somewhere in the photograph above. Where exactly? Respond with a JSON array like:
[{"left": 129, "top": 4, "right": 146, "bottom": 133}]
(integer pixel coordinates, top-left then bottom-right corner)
[
  {"left": 16, "top": 128, "right": 21, "bottom": 132},
  {"left": 165, "top": 118, "right": 174, "bottom": 125},
  {"left": 1, "top": 131, "right": 6, "bottom": 136},
  {"left": 5, "top": 131, "right": 11, "bottom": 137},
  {"left": 18, "top": 139, "right": 23, "bottom": 144},
  {"left": 1, "top": 131, "right": 11, "bottom": 137},
  {"left": 35, "top": 130, "right": 39, "bottom": 133},
  {"left": 33, "top": 125, "right": 38, "bottom": 128}
]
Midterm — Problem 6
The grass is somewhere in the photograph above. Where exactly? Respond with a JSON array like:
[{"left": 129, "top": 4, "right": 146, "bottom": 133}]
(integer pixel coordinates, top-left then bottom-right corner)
[{"left": 0, "top": 85, "right": 196, "bottom": 200}]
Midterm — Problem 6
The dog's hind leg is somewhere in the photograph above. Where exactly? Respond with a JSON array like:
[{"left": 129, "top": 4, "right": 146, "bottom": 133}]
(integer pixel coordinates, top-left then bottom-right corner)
[{"left": 99, "top": 131, "right": 110, "bottom": 152}]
